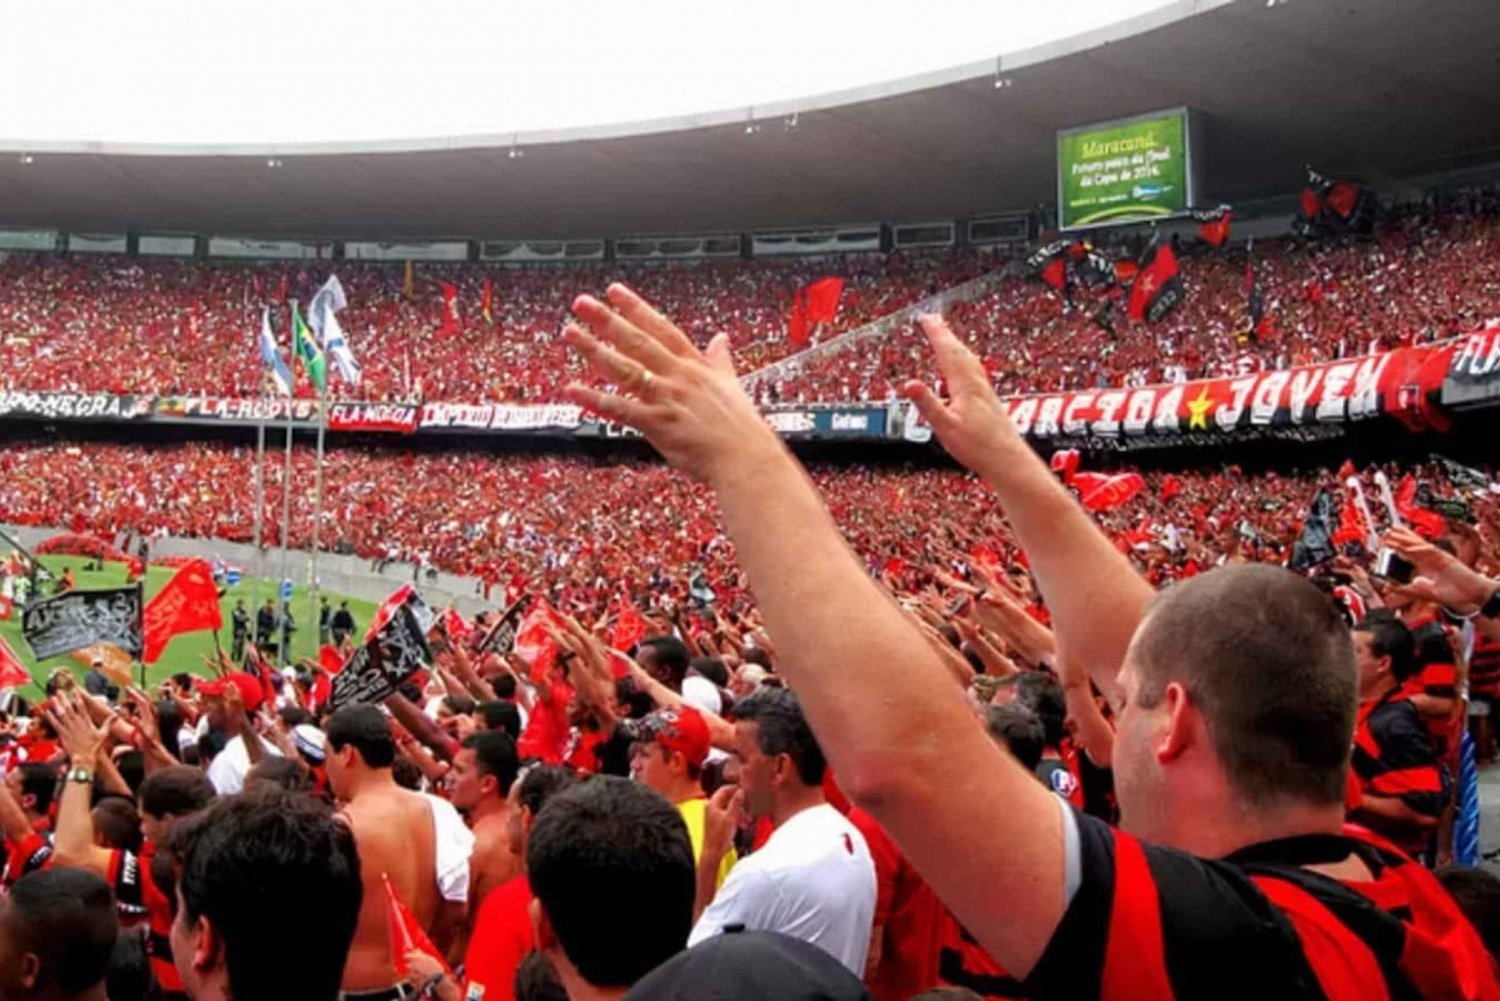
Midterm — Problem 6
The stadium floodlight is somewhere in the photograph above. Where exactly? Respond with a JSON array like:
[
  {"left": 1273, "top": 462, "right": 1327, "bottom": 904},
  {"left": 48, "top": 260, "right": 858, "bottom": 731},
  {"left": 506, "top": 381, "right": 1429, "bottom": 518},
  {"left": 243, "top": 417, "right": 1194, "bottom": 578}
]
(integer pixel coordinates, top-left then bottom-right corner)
[
  {"left": 266, "top": 157, "right": 284, "bottom": 168},
  {"left": 18, "top": 153, "right": 34, "bottom": 165}
]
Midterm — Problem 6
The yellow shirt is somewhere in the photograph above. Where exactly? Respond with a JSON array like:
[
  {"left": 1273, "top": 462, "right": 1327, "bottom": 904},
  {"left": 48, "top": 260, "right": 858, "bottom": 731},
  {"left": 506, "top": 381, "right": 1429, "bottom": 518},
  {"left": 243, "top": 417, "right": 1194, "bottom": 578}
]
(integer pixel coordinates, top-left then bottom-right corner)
[{"left": 677, "top": 796, "right": 737, "bottom": 890}]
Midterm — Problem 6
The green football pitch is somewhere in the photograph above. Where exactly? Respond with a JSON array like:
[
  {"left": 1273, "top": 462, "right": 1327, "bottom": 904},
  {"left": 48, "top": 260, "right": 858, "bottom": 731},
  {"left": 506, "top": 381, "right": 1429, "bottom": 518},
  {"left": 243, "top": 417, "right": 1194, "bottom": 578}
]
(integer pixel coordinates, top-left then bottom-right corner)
[{"left": 2, "top": 555, "right": 380, "bottom": 698}]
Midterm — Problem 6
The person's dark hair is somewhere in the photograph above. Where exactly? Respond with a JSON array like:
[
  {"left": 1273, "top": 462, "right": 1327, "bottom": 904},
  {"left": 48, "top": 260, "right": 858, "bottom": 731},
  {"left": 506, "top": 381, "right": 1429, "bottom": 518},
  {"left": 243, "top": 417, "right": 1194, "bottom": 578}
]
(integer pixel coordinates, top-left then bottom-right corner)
[
  {"left": 731, "top": 687, "right": 826, "bottom": 786},
  {"left": 517, "top": 764, "right": 577, "bottom": 819},
  {"left": 180, "top": 743, "right": 202, "bottom": 768},
  {"left": 741, "top": 646, "right": 773, "bottom": 670},
  {"left": 442, "top": 693, "right": 477, "bottom": 716},
  {"left": 641, "top": 635, "right": 691, "bottom": 688},
  {"left": 138, "top": 765, "right": 215, "bottom": 820},
  {"left": 996, "top": 672, "right": 1067, "bottom": 749},
  {"left": 1132, "top": 564, "right": 1355, "bottom": 807},
  {"left": 527, "top": 777, "right": 693, "bottom": 988},
  {"left": 156, "top": 699, "right": 183, "bottom": 760},
  {"left": 392, "top": 755, "right": 423, "bottom": 791},
  {"left": 325, "top": 704, "right": 396, "bottom": 768},
  {"left": 279, "top": 705, "right": 314, "bottom": 728},
  {"left": 5, "top": 868, "right": 117, "bottom": 993},
  {"left": 476, "top": 700, "right": 522, "bottom": 739},
  {"left": 16, "top": 762, "right": 56, "bottom": 815},
  {"left": 514, "top": 950, "right": 569, "bottom": 1001},
  {"left": 92, "top": 796, "right": 142, "bottom": 853},
  {"left": 689, "top": 657, "right": 729, "bottom": 689},
  {"left": 115, "top": 749, "right": 146, "bottom": 796},
  {"left": 105, "top": 928, "right": 151, "bottom": 1001},
  {"left": 462, "top": 731, "right": 520, "bottom": 797},
  {"left": 492, "top": 674, "right": 519, "bottom": 700},
  {"left": 912, "top": 988, "right": 985, "bottom": 1001},
  {"left": 171, "top": 672, "right": 193, "bottom": 694},
  {"left": 1353, "top": 610, "right": 1419, "bottom": 683},
  {"left": 1437, "top": 867, "right": 1500, "bottom": 963},
  {"left": 245, "top": 756, "right": 312, "bottom": 794},
  {"left": 169, "top": 786, "right": 361, "bottom": 1001},
  {"left": 985, "top": 703, "right": 1046, "bottom": 773}
]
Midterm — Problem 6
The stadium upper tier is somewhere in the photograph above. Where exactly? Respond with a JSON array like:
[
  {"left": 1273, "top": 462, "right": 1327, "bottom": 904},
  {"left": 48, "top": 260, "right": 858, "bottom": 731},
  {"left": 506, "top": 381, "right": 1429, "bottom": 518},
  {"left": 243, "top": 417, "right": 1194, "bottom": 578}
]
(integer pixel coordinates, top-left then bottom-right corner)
[{"left": 1, "top": 192, "right": 1498, "bottom": 405}]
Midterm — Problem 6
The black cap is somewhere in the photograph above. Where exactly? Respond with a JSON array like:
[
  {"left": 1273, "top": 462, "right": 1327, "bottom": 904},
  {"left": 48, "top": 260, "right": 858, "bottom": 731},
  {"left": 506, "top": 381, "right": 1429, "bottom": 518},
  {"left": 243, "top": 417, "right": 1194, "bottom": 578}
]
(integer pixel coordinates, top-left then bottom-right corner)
[{"left": 623, "top": 930, "right": 873, "bottom": 1001}]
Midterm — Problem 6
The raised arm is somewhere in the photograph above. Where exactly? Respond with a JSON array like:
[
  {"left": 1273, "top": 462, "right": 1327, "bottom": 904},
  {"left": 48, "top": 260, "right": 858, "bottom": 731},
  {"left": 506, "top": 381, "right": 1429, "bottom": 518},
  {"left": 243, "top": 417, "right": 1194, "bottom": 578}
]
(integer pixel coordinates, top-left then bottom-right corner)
[
  {"left": 903, "top": 316, "right": 1156, "bottom": 703},
  {"left": 44, "top": 694, "right": 115, "bottom": 876},
  {"left": 562, "top": 285, "right": 1065, "bottom": 976}
]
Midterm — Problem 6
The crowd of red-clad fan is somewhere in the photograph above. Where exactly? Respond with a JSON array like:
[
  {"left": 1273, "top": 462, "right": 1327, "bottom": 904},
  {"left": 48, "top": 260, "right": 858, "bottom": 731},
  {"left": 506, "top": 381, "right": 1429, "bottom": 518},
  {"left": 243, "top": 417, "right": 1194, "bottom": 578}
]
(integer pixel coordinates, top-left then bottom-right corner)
[
  {"left": 0, "top": 248, "right": 989, "bottom": 403},
  {"left": 752, "top": 191, "right": 1500, "bottom": 403}
]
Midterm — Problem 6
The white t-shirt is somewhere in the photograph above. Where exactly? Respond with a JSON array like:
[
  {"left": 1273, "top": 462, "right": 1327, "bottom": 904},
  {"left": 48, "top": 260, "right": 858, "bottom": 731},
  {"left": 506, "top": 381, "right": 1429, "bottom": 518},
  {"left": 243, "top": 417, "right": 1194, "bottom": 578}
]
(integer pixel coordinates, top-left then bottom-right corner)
[
  {"left": 688, "top": 802, "right": 876, "bottom": 975},
  {"left": 422, "top": 793, "right": 476, "bottom": 903},
  {"left": 204, "top": 734, "right": 283, "bottom": 795}
]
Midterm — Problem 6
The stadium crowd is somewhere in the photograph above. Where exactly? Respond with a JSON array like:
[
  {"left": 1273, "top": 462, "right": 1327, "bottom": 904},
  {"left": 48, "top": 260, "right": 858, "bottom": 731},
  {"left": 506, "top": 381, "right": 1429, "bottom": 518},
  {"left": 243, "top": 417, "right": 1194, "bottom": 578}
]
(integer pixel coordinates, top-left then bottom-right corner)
[
  {"left": 0, "top": 249, "right": 989, "bottom": 403},
  {"left": 753, "top": 195, "right": 1500, "bottom": 402},
  {"left": 0, "top": 290, "right": 1499, "bottom": 1000}
]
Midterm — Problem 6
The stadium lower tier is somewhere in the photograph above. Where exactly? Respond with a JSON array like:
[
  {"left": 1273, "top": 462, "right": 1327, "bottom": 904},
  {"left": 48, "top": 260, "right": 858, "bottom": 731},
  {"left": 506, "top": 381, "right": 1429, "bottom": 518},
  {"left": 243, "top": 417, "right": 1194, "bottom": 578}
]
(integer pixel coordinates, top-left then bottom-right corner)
[{"left": 1, "top": 439, "right": 1493, "bottom": 616}]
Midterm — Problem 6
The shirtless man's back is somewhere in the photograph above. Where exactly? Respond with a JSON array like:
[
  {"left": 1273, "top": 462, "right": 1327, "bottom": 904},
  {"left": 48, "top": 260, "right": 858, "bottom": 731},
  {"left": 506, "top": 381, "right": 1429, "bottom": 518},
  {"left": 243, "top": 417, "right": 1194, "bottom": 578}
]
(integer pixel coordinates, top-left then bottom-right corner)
[{"left": 326, "top": 705, "right": 470, "bottom": 996}]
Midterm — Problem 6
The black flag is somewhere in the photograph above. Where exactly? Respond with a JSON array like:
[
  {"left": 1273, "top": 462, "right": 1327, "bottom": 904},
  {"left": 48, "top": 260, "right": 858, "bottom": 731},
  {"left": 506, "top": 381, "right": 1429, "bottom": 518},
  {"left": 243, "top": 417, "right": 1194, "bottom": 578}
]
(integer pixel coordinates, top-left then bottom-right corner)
[
  {"left": 22, "top": 584, "right": 144, "bottom": 661},
  {"left": 1289, "top": 489, "right": 1338, "bottom": 571}
]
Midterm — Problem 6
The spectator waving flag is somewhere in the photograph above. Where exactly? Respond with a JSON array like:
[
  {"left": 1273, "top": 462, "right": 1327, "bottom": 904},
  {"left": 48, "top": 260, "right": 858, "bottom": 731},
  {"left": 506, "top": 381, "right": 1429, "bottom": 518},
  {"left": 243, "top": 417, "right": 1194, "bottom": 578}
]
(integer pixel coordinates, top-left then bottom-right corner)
[
  {"left": 308, "top": 275, "right": 361, "bottom": 386},
  {"left": 291, "top": 301, "right": 328, "bottom": 393},
  {"left": 258, "top": 307, "right": 293, "bottom": 397}
]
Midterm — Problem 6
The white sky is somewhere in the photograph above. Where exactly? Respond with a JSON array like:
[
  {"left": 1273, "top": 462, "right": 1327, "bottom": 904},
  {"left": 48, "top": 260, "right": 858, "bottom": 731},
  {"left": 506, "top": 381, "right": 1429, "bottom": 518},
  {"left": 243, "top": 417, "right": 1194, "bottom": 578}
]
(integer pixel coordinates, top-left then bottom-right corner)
[{"left": 2, "top": 0, "right": 1176, "bottom": 145}]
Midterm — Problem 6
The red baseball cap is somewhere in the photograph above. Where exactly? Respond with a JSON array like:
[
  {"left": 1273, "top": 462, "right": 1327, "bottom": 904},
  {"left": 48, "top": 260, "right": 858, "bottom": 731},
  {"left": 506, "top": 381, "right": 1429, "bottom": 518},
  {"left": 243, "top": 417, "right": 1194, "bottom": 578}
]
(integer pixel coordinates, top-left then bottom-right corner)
[
  {"left": 633, "top": 705, "right": 711, "bottom": 768},
  {"left": 195, "top": 672, "right": 266, "bottom": 713}
]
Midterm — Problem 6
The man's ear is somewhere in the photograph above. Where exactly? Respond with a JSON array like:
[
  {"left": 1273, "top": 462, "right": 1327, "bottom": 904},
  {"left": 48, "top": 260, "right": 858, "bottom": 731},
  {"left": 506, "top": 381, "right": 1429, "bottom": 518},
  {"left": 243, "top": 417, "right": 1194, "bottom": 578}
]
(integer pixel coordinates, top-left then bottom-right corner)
[
  {"left": 530, "top": 897, "right": 557, "bottom": 951},
  {"left": 190, "top": 913, "right": 221, "bottom": 973},
  {"left": 1156, "top": 681, "right": 1195, "bottom": 764},
  {"left": 18, "top": 950, "right": 41, "bottom": 990}
]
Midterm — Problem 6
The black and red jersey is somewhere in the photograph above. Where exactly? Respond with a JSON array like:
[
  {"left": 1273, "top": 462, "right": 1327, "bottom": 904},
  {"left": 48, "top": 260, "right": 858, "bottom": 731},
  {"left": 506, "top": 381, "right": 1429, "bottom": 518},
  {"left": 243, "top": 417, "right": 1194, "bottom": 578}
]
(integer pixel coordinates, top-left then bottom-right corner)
[
  {"left": 1352, "top": 687, "right": 1448, "bottom": 839},
  {"left": 1022, "top": 807, "right": 1499, "bottom": 999},
  {"left": 108, "top": 843, "right": 183, "bottom": 994}
]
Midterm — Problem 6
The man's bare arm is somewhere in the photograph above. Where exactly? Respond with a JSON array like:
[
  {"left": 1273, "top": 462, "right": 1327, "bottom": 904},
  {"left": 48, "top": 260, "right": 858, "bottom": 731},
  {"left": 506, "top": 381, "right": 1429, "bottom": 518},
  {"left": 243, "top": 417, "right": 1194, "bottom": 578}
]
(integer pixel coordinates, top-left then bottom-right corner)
[{"left": 562, "top": 285, "right": 1065, "bottom": 977}]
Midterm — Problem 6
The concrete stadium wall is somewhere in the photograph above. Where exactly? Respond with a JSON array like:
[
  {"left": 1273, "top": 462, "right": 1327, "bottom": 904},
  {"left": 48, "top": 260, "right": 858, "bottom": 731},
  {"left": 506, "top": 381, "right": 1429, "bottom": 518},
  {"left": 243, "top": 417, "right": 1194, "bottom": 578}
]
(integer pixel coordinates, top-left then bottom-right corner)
[{"left": 4, "top": 525, "right": 493, "bottom": 616}]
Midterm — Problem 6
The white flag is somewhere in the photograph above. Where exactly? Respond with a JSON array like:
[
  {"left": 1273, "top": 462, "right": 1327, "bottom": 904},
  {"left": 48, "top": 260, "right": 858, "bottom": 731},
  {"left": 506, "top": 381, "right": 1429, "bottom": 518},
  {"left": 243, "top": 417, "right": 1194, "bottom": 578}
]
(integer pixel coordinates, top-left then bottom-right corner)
[
  {"left": 258, "top": 308, "right": 292, "bottom": 397},
  {"left": 308, "top": 275, "right": 361, "bottom": 386}
]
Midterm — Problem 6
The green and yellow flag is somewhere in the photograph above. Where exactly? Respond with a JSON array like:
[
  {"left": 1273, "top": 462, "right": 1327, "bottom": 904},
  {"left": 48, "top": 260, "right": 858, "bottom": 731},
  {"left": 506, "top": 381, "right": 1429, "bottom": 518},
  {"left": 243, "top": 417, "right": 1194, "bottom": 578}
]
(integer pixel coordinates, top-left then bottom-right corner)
[{"left": 291, "top": 301, "right": 327, "bottom": 392}]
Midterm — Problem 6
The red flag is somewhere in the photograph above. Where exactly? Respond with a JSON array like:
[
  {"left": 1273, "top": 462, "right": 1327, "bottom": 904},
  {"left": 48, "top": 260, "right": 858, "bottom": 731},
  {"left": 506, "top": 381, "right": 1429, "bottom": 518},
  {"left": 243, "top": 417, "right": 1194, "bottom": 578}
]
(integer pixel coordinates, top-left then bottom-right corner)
[
  {"left": 310, "top": 670, "right": 332, "bottom": 711},
  {"left": 383, "top": 874, "right": 451, "bottom": 979},
  {"left": 319, "top": 644, "right": 345, "bottom": 676},
  {"left": 802, "top": 277, "right": 844, "bottom": 324},
  {"left": 1336, "top": 459, "right": 1357, "bottom": 481},
  {"left": 1196, "top": 208, "right": 1232, "bottom": 247},
  {"left": 1113, "top": 260, "right": 1138, "bottom": 285},
  {"left": 441, "top": 608, "right": 474, "bottom": 644},
  {"left": 437, "top": 281, "right": 461, "bottom": 335},
  {"left": 1395, "top": 475, "right": 1448, "bottom": 541},
  {"left": 1324, "top": 182, "right": 1360, "bottom": 220},
  {"left": 1049, "top": 449, "right": 1081, "bottom": 484},
  {"left": 1040, "top": 258, "right": 1066, "bottom": 292},
  {"left": 788, "top": 293, "right": 810, "bottom": 348},
  {"left": 0, "top": 636, "right": 29, "bottom": 690},
  {"left": 366, "top": 584, "right": 415, "bottom": 642},
  {"left": 1332, "top": 496, "right": 1369, "bottom": 548},
  {"left": 611, "top": 602, "right": 648, "bottom": 653},
  {"left": 481, "top": 278, "right": 493, "bottom": 325},
  {"left": 514, "top": 600, "right": 565, "bottom": 683},
  {"left": 141, "top": 559, "right": 223, "bottom": 664},
  {"left": 1072, "top": 472, "right": 1146, "bottom": 513},
  {"left": 1127, "top": 244, "right": 1183, "bottom": 324},
  {"left": 1159, "top": 474, "right": 1182, "bottom": 502}
]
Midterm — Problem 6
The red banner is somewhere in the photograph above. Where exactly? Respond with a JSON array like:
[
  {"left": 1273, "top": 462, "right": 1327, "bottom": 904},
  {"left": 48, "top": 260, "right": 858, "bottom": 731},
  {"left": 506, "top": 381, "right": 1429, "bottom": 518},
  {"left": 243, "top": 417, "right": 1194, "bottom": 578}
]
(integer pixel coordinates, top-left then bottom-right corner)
[
  {"left": 1001, "top": 343, "right": 1452, "bottom": 442},
  {"left": 327, "top": 402, "right": 420, "bottom": 434}
]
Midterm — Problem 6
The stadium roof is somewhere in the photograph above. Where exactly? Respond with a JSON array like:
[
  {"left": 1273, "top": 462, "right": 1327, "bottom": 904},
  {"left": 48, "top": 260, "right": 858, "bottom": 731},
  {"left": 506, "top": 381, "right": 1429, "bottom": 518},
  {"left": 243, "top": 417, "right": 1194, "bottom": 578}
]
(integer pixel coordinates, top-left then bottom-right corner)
[{"left": 2, "top": 0, "right": 1499, "bottom": 242}]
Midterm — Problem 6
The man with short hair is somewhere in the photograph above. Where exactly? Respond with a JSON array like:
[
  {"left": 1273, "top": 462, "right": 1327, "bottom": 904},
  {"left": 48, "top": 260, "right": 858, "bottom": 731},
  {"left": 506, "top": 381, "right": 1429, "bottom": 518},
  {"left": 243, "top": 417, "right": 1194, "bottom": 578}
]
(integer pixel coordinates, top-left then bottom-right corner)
[
  {"left": 689, "top": 688, "right": 875, "bottom": 976},
  {"left": 1350, "top": 611, "right": 1448, "bottom": 853},
  {"left": 627, "top": 705, "right": 736, "bottom": 889},
  {"left": 638, "top": 636, "right": 691, "bottom": 693},
  {"left": 0, "top": 868, "right": 116, "bottom": 1001},
  {"left": 325, "top": 704, "right": 472, "bottom": 998},
  {"left": 559, "top": 288, "right": 1497, "bottom": 995},
  {"left": 448, "top": 730, "right": 521, "bottom": 931},
  {"left": 0, "top": 762, "right": 57, "bottom": 886},
  {"left": 332, "top": 601, "right": 356, "bottom": 648},
  {"left": 528, "top": 776, "right": 694, "bottom": 1001},
  {"left": 169, "top": 785, "right": 361, "bottom": 1001}
]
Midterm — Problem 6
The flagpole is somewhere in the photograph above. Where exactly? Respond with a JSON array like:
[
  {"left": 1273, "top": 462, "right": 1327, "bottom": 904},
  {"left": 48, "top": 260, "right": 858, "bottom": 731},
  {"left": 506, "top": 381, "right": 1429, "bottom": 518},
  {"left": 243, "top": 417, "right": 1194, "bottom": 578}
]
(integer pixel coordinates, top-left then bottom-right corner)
[
  {"left": 251, "top": 418, "right": 265, "bottom": 618},
  {"left": 310, "top": 384, "right": 326, "bottom": 660},
  {"left": 279, "top": 302, "right": 296, "bottom": 668}
]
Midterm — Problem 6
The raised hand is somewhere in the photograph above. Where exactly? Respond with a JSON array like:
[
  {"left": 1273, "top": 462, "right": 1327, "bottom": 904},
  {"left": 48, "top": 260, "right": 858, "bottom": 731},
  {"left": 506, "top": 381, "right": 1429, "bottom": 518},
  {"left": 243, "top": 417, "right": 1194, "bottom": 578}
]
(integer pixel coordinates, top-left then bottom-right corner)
[
  {"left": 975, "top": 592, "right": 1058, "bottom": 668},
  {"left": 702, "top": 783, "right": 745, "bottom": 866},
  {"left": 45, "top": 693, "right": 106, "bottom": 765},
  {"left": 561, "top": 284, "right": 786, "bottom": 487},
  {"left": 1384, "top": 528, "right": 1496, "bottom": 611},
  {"left": 900, "top": 314, "right": 1023, "bottom": 479}
]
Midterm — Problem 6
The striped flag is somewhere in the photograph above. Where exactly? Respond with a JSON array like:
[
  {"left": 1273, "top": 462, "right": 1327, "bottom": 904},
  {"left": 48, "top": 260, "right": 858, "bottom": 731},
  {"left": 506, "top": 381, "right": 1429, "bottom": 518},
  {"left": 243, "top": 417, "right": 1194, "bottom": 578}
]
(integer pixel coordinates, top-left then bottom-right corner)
[
  {"left": 308, "top": 275, "right": 361, "bottom": 386},
  {"left": 258, "top": 307, "right": 293, "bottom": 397}
]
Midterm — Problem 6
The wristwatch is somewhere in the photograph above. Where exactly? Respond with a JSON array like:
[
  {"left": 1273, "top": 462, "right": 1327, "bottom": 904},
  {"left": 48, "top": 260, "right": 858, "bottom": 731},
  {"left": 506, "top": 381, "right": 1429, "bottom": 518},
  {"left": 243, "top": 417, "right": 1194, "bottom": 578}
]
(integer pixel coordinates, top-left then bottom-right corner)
[
  {"left": 65, "top": 766, "right": 94, "bottom": 785},
  {"left": 1481, "top": 586, "right": 1500, "bottom": 621}
]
